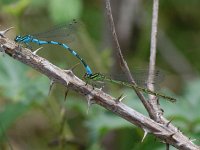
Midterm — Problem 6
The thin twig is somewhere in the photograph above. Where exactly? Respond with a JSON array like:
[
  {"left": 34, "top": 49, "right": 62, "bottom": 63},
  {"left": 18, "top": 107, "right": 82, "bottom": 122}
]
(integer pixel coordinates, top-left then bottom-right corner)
[
  {"left": 148, "top": 0, "right": 160, "bottom": 119},
  {"left": 148, "top": 0, "right": 159, "bottom": 93},
  {"left": 166, "top": 143, "right": 170, "bottom": 150},
  {"left": 104, "top": 0, "right": 154, "bottom": 116}
]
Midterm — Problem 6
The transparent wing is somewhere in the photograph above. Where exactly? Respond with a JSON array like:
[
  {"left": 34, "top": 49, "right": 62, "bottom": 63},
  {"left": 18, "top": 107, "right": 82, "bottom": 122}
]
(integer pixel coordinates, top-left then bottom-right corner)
[
  {"left": 108, "top": 69, "right": 165, "bottom": 90},
  {"left": 132, "top": 69, "right": 164, "bottom": 89},
  {"left": 32, "top": 19, "right": 81, "bottom": 43},
  {"left": 86, "top": 78, "right": 105, "bottom": 89}
]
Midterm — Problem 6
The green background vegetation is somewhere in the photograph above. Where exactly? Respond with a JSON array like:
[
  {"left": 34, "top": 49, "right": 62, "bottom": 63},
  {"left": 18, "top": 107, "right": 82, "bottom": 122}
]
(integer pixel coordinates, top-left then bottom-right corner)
[{"left": 0, "top": 0, "right": 200, "bottom": 149}]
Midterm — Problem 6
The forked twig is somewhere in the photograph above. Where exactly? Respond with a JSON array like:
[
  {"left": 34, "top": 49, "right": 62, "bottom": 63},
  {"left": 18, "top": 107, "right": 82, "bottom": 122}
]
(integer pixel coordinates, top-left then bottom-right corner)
[{"left": 104, "top": 0, "right": 153, "bottom": 115}]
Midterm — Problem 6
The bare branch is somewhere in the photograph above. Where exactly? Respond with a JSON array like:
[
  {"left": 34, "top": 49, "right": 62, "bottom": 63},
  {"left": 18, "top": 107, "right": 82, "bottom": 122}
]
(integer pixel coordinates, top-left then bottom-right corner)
[
  {"left": 148, "top": 0, "right": 161, "bottom": 120},
  {"left": 148, "top": 0, "right": 159, "bottom": 95}
]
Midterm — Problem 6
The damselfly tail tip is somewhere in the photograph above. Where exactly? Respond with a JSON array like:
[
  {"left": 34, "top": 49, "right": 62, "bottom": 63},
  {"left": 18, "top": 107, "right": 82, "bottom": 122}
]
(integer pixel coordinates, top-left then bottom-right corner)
[
  {"left": 168, "top": 97, "right": 176, "bottom": 103},
  {"left": 171, "top": 98, "right": 177, "bottom": 103}
]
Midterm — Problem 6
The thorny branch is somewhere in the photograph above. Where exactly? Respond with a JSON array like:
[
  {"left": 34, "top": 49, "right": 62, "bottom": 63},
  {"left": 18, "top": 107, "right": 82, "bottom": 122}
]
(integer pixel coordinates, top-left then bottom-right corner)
[
  {"left": 0, "top": 29, "right": 199, "bottom": 150},
  {"left": 104, "top": 0, "right": 199, "bottom": 149}
]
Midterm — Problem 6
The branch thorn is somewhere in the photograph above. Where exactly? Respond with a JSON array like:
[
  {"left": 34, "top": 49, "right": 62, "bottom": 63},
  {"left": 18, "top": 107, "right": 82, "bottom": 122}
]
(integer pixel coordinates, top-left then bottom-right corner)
[
  {"left": 48, "top": 79, "right": 55, "bottom": 96},
  {"left": 141, "top": 128, "right": 150, "bottom": 142},
  {"left": 0, "top": 45, "right": 5, "bottom": 57},
  {"left": 116, "top": 94, "right": 126, "bottom": 103},
  {"left": 0, "top": 27, "right": 14, "bottom": 37},
  {"left": 33, "top": 47, "right": 43, "bottom": 55},
  {"left": 64, "top": 89, "right": 69, "bottom": 101},
  {"left": 166, "top": 118, "right": 173, "bottom": 127},
  {"left": 189, "top": 138, "right": 196, "bottom": 142},
  {"left": 169, "top": 132, "right": 176, "bottom": 138},
  {"left": 86, "top": 95, "right": 95, "bottom": 114}
]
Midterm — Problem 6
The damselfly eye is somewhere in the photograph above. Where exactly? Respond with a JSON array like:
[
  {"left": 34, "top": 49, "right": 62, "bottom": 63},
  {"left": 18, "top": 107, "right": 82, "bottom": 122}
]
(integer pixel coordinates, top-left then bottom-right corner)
[
  {"left": 14, "top": 35, "right": 21, "bottom": 42},
  {"left": 15, "top": 36, "right": 18, "bottom": 42},
  {"left": 83, "top": 73, "right": 88, "bottom": 79}
]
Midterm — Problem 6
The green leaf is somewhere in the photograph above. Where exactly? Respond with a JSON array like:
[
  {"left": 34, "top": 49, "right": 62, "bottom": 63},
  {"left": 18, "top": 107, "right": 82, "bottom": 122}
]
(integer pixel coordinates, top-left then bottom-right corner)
[
  {"left": 0, "top": 102, "right": 30, "bottom": 139},
  {"left": 0, "top": 56, "right": 48, "bottom": 103},
  {"left": 0, "top": 0, "right": 17, "bottom": 5},
  {"left": 2, "top": 0, "right": 31, "bottom": 16},
  {"left": 49, "top": 0, "right": 83, "bottom": 22}
]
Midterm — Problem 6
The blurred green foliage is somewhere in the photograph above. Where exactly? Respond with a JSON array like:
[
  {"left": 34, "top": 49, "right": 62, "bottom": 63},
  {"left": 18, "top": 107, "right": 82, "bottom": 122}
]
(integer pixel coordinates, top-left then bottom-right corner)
[{"left": 0, "top": 0, "right": 200, "bottom": 149}]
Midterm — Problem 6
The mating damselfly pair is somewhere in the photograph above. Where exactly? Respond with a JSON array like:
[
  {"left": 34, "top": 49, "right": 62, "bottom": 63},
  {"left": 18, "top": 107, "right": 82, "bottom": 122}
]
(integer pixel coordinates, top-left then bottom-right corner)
[{"left": 14, "top": 20, "right": 176, "bottom": 102}]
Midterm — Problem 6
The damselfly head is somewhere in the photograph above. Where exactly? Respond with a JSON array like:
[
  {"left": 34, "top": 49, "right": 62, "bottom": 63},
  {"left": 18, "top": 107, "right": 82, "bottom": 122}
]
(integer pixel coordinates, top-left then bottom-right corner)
[
  {"left": 83, "top": 73, "right": 101, "bottom": 80},
  {"left": 83, "top": 73, "right": 91, "bottom": 79},
  {"left": 15, "top": 35, "right": 32, "bottom": 43},
  {"left": 14, "top": 35, "right": 21, "bottom": 42}
]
